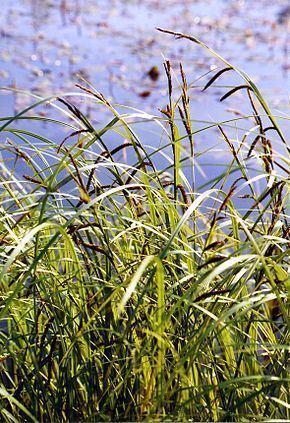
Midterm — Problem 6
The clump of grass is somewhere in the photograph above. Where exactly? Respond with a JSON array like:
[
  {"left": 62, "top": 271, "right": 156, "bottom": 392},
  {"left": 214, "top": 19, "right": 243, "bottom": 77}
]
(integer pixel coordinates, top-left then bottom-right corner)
[{"left": 0, "top": 31, "right": 289, "bottom": 422}]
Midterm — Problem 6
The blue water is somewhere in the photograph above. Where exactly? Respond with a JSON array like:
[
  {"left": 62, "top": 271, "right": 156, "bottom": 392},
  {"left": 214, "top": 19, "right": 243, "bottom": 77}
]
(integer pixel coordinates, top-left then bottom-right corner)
[{"left": 0, "top": 0, "right": 289, "bottom": 182}]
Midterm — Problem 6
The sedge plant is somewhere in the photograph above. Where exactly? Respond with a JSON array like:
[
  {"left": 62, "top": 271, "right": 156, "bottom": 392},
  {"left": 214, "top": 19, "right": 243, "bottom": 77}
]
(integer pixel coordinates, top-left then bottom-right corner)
[{"left": 0, "top": 31, "right": 289, "bottom": 422}]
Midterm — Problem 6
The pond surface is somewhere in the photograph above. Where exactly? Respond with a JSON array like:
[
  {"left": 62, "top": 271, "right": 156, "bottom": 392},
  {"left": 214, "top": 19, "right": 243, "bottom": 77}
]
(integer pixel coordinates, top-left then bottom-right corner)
[{"left": 0, "top": 0, "right": 289, "bottom": 168}]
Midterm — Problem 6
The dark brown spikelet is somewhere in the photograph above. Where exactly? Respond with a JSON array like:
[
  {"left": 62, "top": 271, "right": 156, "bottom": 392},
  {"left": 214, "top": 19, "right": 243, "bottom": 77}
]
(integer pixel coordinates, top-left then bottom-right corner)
[
  {"left": 247, "top": 88, "right": 263, "bottom": 130},
  {"left": 203, "top": 240, "right": 225, "bottom": 252},
  {"left": 7, "top": 140, "right": 32, "bottom": 165},
  {"left": 178, "top": 105, "right": 191, "bottom": 142},
  {"left": 64, "top": 148, "right": 91, "bottom": 205},
  {"left": 261, "top": 138, "right": 274, "bottom": 172},
  {"left": 268, "top": 298, "right": 282, "bottom": 320},
  {"left": 77, "top": 241, "right": 106, "bottom": 254},
  {"left": 263, "top": 126, "right": 276, "bottom": 133},
  {"left": 161, "top": 181, "right": 189, "bottom": 208},
  {"left": 247, "top": 134, "right": 260, "bottom": 158},
  {"left": 97, "top": 142, "right": 132, "bottom": 163},
  {"left": 85, "top": 142, "right": 132, "bottom": 192},
  {"left": 159, "top": 106, "right": 172, "bottom": 119},
  {"left": 179, "top": 63, "right": 186, "bottom": 83},
  {"left": 268, "top": 182, "right": 284, "bottom": 234},
  {"left": 195, "top": 289, "right": 230, "bottom": 302},
  {"left": 125, "top": 161, "right": 152, "bottom": 184},
  {"left": 180, "top": 63, "right": 188, "bottom": 98},
  {"left": 217, "top": 177, "right": 244, "bottom": 214},
  {"left": 57, "top": 129, "right": 91, "bottom": 153},
  {"left": 23, "top": 174, "right": 43, "bottom": 185},
  {"left": 156, "top": 27, "right": 200, "bottom": 44},
  {"left": 71, "top": 231, "right": 108, "bottom": 256},
  {"left": 238, "top": 194, "right": 253, "bottom": 199},
  {"left": 58, "top": 97, "right": 86, "bottom": 123},
  {"left": 57, "top": 97, "right": 95, "bottom": 132},
  {"left": 176, "top": 184, "right": 189, "bottom": 207},
  {"left": 220, "top": 85, "right": 253, "bottom": 102},
  {"left": 247, "top": 181, "right": 285, "bottom": 230},
  {"left": 75, "top": 83, "right": 111, "bottom": 106},
  {"left": 179, "top": 63, "right": 195, "bottom": 161},
  {"left": 67, "top": 223, "right": 100, "bottom": 235},
  {"left": 202, "top": 67, "right": 233, "bottom": 91},
  {"left": 197, "top": 254, "right": 227, "bottom": 270},
  {"left": 218, "top": 125, "right": 241, "bottom": 164},
  {"left": 164, "top": 60, "right": 172, "bottom": 97}
]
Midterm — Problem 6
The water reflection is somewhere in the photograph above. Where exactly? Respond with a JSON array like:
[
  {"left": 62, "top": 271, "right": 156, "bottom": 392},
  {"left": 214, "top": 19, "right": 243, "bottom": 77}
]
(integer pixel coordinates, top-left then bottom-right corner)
[{"left": 0, "top": 0, "right": 289, "bottom": 137}]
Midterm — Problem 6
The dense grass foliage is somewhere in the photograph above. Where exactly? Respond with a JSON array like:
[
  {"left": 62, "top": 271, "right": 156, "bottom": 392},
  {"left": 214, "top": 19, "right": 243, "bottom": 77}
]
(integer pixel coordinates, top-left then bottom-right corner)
[{"left": 0, "top": 32, "right": 289, "bottom": 421}]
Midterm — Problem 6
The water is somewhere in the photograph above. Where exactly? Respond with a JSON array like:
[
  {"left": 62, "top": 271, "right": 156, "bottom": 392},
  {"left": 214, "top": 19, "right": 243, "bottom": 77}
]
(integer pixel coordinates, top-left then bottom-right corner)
[{"left": 0, "top": 0, "right": 289, "bottom": 181}]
